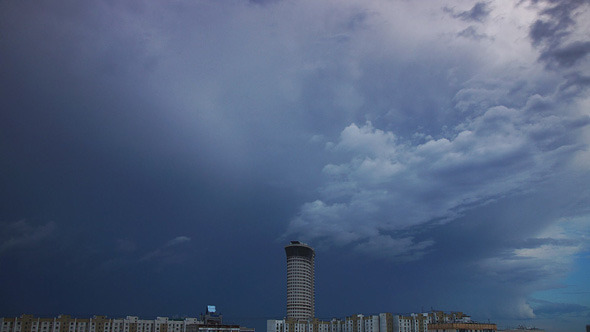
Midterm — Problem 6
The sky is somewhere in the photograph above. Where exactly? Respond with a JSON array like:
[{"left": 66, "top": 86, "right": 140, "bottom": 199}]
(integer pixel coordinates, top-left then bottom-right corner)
[{"left": 1, "top": 0, "right": 589, "bottom": 331}]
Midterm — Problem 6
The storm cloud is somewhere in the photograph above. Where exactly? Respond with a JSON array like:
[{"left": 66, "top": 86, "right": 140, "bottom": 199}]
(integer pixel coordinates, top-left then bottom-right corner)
[{"left": 1, "top": 1, "right": 589, "bottom": 331}]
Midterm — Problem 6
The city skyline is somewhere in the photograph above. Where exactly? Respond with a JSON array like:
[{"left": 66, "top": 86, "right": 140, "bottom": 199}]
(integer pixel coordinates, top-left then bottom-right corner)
[
  {"left": 270, "top": 241, "right": 499, "bottom": 332},
  {"left": 1, "top": 1, "right": 590, "bottom": 332}
]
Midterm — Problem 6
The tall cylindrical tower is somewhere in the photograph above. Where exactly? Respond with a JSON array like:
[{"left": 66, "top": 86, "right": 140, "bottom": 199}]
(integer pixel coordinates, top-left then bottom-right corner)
[{"left": 285, "top": 241, "right": 315, "bottom": 320}]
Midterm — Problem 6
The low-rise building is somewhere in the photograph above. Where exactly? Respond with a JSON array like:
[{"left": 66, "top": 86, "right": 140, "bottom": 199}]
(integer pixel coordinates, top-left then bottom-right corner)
[
  {"left": 0, "top": 315, "right": 201, "bottom": 332},
  {"left": 2, "top": 308, "right": 253, "bottom": 332},
  {"left": 267, "top": 311, "right": 494, "bottom": 332},
  {"left": 427, "top": 322, "right": 496, "bottom": 332},
  {"left": 499, "top": 327, "right": 544, "bottom": 332}
]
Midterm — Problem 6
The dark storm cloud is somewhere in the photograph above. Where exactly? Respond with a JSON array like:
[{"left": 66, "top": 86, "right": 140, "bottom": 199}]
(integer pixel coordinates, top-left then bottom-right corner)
[
  {"left": 282, "top": 1, "right": 590, "bottom": 326},
  {"left": 528, "top": 0, "right": 588, "bottom": 44},
  {"left": 558, "top": 73, "right": 590, "bottom": 97},
  {"left": 1, "top": 0, "right": 590, "bottom": 331},
  {"left": 459, "top": 2, "right": 491, "bottom": 22},
  {"left": 457, "top": 26, "right": 490, "bottom": 40},
  {"left": 445, "top": 2, "right": 491, "bottom": 22},
  {"left": 528, "top": 0, "right": 590, "bottom": 68},
  {"left": 530, "top": 19, "right": 563, "bottom": 47},
  {"left": 539, "top": 41, "right": 590, "bottom": 67}
]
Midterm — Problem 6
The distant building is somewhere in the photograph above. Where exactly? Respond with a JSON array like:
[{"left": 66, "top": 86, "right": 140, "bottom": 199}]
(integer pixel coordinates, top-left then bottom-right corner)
[
  {"left": 285, "top": 241, "right": 315, "bottom": 320},
  {"left": 498, "top": 327, "right": 544, "bottom": 332},
  {"left": 201, "top": 306, "right": 223, "bottom": 326},
  {"left": 427, "top": 323, "right": 496, "bottom": 332},
  {"left": 267, "top": 311, "right": 492, "bottom": 332},
  {"left": 187, "top": 305, "right": 253, "bottom": 332},
  {"left": 378, "top": 313, "right": 392, "bottom": 332},
  {"left": 0, "top": 315, "right": 198, "bottom": 332},
  {"left": 390, "top": 311, "right": 480, "bottom": 332},
  {"left": 1, "top": 308, "right": 253, "bottom": 332}
]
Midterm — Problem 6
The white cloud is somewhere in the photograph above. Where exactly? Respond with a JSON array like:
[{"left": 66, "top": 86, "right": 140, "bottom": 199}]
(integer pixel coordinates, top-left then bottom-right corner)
[
  {"left": 288, "top": 95, "right": 588, "bottom": 255},
  {"left": 474, "top": 213, "right": 590, "bottom": 319},
  {"left": 282, "top": 0, "right": 590, "bottom": 263},
  {"left": 140, "top": 236, "right": 192, "bottom": 263},
  {"left": 165, "top": 236, "right": 191, "bottom": 247}
]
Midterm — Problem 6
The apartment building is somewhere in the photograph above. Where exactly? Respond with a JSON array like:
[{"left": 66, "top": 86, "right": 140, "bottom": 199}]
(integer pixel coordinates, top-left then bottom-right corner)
[
  {"left": 266, "top": 311, "right": 494, "bottom": 332},
  {"left": 1, "top": 311, "right": 252, "bottom": 332},
  {"left": 427, "top": 323, "right": 496, "bottom": 332},
  {"left": 0, "top": 315, "right": 199, "bottom": 332}
]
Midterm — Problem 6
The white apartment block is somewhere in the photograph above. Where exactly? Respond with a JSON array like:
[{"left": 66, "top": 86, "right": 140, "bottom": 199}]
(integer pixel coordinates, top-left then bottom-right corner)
[
  {"left": 267, "top": 311, "right": 494, "bottom": 332},
  {"left": 362, "top": 316, "right": 379, "bottom": 332},
  {"left": 1, "top": 315, "right": 252, "bottom": 332},
  {"left": 393, "top": 315, "right": 412, "bottom": 332},
  {"left": 1, "top": 315, "right": 201, "bottom": 332}
]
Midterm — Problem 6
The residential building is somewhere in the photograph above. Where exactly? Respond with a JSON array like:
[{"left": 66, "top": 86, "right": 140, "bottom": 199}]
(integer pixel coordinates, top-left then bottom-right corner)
[
  {"left": 499, "top": 327, "right": 544, "bottom": 332},
  {"left": 427, "top": 322, "right": 496, "bottom": 332},
  {"left": 266, "top": 311, "right": 495, "bottom": 332},
  {"left": 1, "top": 308, "right": 253, "bottom": 332},
  {"left": 0, "top": 315, "right": 199, "bottom": 332}
]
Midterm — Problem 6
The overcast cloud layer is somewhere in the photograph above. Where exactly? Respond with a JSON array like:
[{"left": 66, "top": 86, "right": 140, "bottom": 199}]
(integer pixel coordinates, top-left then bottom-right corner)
[{"left": 1, "top": 1, "right": 590, "bottom": 332}]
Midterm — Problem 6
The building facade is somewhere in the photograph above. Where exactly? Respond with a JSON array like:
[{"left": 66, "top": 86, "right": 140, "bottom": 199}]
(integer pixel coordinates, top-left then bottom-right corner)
[
  {"left": 267, "top": 311, "right": 495, "bottom": 332},
  {"left": 427, "top": 323, "right": 496, "bottom": 332},
  {"left": 1, "top": 311, "right": 253, "bottom": 332},
  {"left": 285, "top": 241, "right": 315, "bottom": 320},
  {"left": 0, "top": 315, "right": 199, "bottom": 332}
]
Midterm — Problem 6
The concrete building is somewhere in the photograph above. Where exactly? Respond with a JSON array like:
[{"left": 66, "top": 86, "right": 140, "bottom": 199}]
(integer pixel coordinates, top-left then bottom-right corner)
[
  {"left": 0, "top": 315, "right": 199, "bottom": 332},
  {"left": 1, "top": 309, "right": 253, "bottom": 332},
  {"left": 392, "top": 315, "right": 413, "bottom": 332},
  {"left": 391, "top": 311, "right": 483, "bottom": 332},
  {"left": 427, "top": 322, "right": 496, "bottom": 332},
  {"left": 285, "top": 241, "right": 315, "bottom": 321},
  {"left": 378, "top": 314, "right": 392, "bottom": 332},
  {"left": 266, "top": 311, "right": 494, "bottom": 332},
  {"left": 268, "top": 313, "right": 390, "bottom": 332}
]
